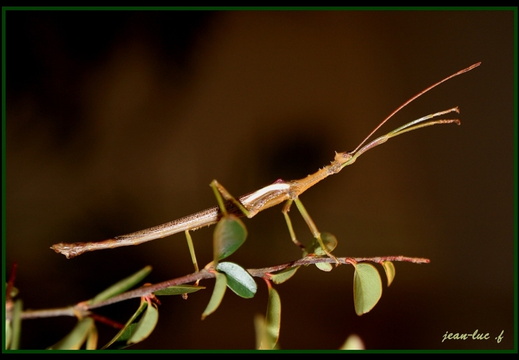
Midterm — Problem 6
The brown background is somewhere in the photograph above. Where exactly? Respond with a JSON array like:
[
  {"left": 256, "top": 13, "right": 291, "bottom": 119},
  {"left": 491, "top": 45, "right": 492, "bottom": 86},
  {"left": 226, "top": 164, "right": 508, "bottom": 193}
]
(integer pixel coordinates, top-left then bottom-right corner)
[{"left": 5, "top": 9, "right": 515, "bottom": 351}]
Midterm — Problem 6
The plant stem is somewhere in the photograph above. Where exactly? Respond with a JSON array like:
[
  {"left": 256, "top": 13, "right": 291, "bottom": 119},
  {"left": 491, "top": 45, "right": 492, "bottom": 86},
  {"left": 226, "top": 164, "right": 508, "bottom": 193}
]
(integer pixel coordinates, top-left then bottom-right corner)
[{"left": 10, "top": 255, "right": 429, "bottom": 321}]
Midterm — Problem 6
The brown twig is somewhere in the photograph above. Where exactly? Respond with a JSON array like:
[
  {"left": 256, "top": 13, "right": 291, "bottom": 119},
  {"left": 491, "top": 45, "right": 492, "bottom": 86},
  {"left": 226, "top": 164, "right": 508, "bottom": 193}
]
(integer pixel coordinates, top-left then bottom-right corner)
[{"left": 11, "top": 254, "right": 429, "bottom": 321}]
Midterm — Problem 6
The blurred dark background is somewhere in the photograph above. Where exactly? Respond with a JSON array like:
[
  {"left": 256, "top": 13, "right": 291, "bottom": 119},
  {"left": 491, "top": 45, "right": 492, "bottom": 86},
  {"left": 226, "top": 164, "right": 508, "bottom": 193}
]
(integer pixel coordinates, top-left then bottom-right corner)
[{"left": 4, "top": 9, "right": 515, "bottom": 351}]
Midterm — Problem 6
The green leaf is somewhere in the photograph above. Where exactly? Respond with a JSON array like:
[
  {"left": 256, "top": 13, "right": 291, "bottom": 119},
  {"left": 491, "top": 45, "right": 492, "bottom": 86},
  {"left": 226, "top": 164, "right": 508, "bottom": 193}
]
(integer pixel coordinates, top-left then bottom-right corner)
[
  {"left": 263, "top": 286, "right": 281, "bottom": 349},
  {"left": 255, "top": 286, "right": 281, "bottom": 350},
  {"left": 254, "top": 315, "right": 280, "bottom": 350},
  {"left": 254, "top": 314, "right": 268, "bottom": 350},
  {"left": 88, "top": 266, "right": 152, "bottom": 305},
  {"left": 320, "top": 232, "right": 338, "bottom": 253},
  {"left": 213, "top": 215, "right": 247, "bottom": 262},
  {"left": 48, "top": 317, "right": 95, "bottom": 350},
  {"left": 126, "top": 300, "right": 159, "bottom": 345},
  {"left": 85, "top": 325, "right": 98, "bottom": 350},
  {"left": 102, "top": 298, "right": 158, "bottom": 349},
  {"left": 201, "top": 272, "right": 227, "bottom": 320},
  {"left": 353, "top": 263, "right": 383, "bottom": 316},
  {"left": 216, "top": 261, "right": 257, "bottom": 299},
  {"left": 5, "top": 320, "right": 10, "bottom": 350},
  {"left": 103, "top": 300, "right": 147, "bottom": 349},
  {"left": 309, "top": 232, "right": 338, "bottom": 255},
  {"left": 6, "top": 299, "right": 23, "bottom": 350},
  {"left": 382, "top": 261, "right": 396, "bottom": 286},
  {"left": 154, "top": 285, "right": 205, "bottom": 296},
  {"left": 309, "top": 233, "right": 337, "bottom": 272},
  {"left": 270, "top": 266, "right": 299, "bottom": 284},
  {"left": 315, "top": 262, "right": 333, "bottom": 272},
  {"left": 109, "top": 324, "right": 139, "bottom": 349}
]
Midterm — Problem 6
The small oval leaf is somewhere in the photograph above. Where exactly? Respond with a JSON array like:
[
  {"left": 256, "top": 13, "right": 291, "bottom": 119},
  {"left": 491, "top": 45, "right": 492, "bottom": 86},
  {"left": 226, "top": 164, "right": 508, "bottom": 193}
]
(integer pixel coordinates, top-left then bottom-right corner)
[
  {"left": 382, "top": 261, "right": 396, "bottom": 286},
  {"left": 102, "top": 299, "right": 147, "bottom": 349},
  {"left": 264, "top": 286, "right": 281, "bottom": 349},
  {"left": 320, "top": 232, "right": 339, "bottom": 253},
  {"left": 213, "top": 216, "right": 247, "bottom": 262},
  {"left": 308, "top": 232, "right": 338, "bottom": 255},
  {"left": 270, "top": 266, "right": 299, "bottom": 284},
  {"left": 154, "top": 285, "right": 205, "bottom": 296},
  {"left": 126, "top": 300, "right": 159, "bottom": 345},
  {"left": 316, "top": 262, "right": 333, "bottom": 272},
  {"left": 255, "top": 286, "right": 282, "bottom": 350},
  {"left": 201, "top": 272, "right": 227, "bottom": 320},
  {"left": 104, "top": 299, "right": 159, "bottom": 348},
  {"left": 353, "top": 263, "right": 382, "bottom": 316},
  {"left": 216, "top": 261, "right": 257, "bottom": 298}
]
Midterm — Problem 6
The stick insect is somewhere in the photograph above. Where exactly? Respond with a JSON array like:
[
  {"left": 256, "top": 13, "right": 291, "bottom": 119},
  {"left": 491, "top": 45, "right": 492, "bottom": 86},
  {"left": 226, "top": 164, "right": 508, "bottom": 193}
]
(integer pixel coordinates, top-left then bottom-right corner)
[{"left": 51, "top": 62, "right": 481, "bottom": 260}]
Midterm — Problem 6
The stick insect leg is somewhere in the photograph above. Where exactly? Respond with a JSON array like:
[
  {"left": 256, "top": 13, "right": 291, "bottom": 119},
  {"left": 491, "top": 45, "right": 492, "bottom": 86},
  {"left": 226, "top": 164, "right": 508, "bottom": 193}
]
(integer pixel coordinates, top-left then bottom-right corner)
[
  {"left": 282, "top": 199, "right": 306, "bottom": 251},
  {"left": 283, "top": 198, "right": 339, "bottom": 265},
  {"left": 210, "top": 179, "right": 251, "bottom": 218},
  {"left": 293, "top": 197, "right": 340, "bottom": 265}
]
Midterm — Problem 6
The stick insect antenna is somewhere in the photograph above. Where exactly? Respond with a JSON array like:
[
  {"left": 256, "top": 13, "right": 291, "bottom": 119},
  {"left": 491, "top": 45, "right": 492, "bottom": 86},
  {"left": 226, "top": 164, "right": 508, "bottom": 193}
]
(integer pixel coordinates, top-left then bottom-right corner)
[{"left": 350, "top": 62, "right": 481, "bottom": 155}]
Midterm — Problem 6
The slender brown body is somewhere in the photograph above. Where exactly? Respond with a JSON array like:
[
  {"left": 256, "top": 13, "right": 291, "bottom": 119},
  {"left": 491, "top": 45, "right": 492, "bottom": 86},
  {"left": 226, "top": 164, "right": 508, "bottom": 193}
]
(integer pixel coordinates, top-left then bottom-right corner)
[{"left": 51, "top": 62, "right": 481, "bottom": 259}]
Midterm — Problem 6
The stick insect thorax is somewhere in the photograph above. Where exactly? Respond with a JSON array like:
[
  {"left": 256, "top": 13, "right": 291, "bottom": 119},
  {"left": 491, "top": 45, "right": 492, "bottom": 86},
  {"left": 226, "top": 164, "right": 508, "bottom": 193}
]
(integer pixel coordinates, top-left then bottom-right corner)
[{"left": 51, "top": 62, "right": 481, "bottom": 259}]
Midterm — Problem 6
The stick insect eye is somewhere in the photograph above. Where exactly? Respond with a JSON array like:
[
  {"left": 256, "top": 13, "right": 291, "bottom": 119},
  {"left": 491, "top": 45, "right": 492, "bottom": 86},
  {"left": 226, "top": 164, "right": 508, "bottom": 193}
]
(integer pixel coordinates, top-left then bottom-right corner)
[{"left": 334, "top": 151, "right": 353, "bottom": 162}]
